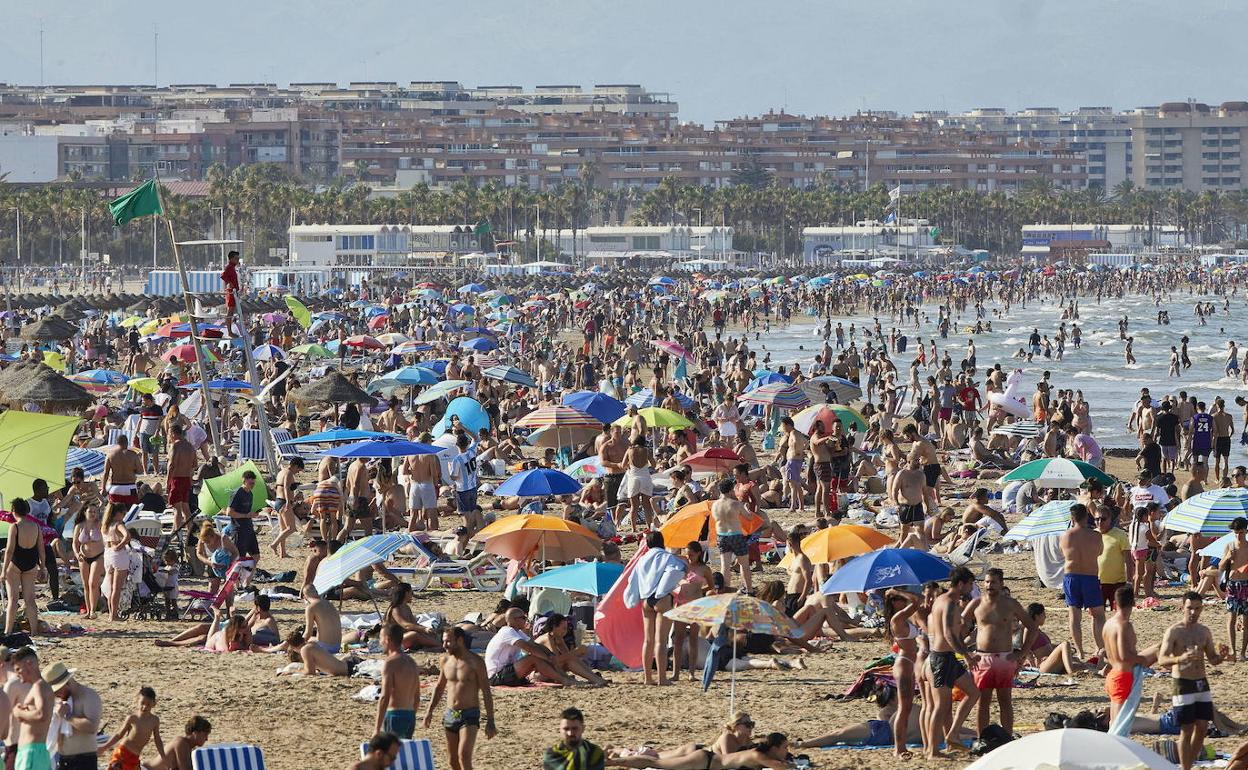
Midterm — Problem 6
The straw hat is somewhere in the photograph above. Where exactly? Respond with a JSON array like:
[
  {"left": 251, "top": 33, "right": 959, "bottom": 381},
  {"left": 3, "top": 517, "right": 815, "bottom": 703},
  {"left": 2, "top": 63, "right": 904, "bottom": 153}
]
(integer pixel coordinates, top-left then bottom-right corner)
[{"left": 41, "top": 662, "right": 75, "bottom": 690}]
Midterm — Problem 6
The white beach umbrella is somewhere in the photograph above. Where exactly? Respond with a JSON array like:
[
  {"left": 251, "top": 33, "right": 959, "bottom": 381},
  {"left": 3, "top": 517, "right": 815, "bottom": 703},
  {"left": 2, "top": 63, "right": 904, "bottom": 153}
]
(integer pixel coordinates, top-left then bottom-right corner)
[{"left": 964, "top": 728, "right": 1174, "bottom": 770}]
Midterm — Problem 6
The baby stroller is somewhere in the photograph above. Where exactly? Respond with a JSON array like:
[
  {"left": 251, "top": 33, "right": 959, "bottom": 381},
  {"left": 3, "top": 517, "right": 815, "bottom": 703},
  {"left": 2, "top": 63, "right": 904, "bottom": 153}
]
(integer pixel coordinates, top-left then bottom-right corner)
[{"left": 127, "top": 546, "right": 179, "bottom": 621}]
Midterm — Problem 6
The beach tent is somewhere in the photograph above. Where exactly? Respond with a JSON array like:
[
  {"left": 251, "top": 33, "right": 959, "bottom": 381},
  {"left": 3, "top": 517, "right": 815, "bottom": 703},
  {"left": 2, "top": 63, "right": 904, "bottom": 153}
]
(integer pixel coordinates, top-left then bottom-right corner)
[{"left": 198, "top": 461, "right": 269, "bottom": 517}]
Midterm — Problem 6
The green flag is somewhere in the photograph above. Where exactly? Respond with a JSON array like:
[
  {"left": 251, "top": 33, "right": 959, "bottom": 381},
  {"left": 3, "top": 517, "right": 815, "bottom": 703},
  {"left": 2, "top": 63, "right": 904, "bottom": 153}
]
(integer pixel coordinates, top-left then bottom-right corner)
[
  {"left": 109, "top": 179, "right": 164, "bottom": 227},
  {"left": 284, "top": 295, "right": 312, "bottom": 329},
  {"left": 474, "top": 220, "right": 492, "bottom": 236}
]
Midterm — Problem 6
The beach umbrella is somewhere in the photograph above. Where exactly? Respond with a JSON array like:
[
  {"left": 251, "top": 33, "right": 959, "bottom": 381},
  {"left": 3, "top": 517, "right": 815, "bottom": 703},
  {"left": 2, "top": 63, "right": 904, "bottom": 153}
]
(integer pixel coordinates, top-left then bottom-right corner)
[
  {"left": 744, "top": 372, "right": 793, "bottom": 392},
  {"left": 739, "top": 383, "right": 810, "bottom": 411},
  {"left": 365, "top": 314, "right": 389, "bottom": 330},
  {"left": 375, "top": 332, "right": 409, "bottom": 346},
  {"left": 390, "top": 341, "right": 434, "bottom": 356},
  {"left": 413, "top": 379, "right": 470, "bottom": 405},
  {"left": 290, "top": 343, "right": 335, "bottom": 359},
  {"left": 419, "top": 360, "right": 449, "bottom": 376},
  {"left": 778, "top": 524, "right": 893, "bottom": 568},
  {"left": 1002, "top": 499, "right": 1077, "bottom": 541},
  {"left": 252, "top": 344, "right": 286, "bottom": 361},
  {"left": 448, "top": 303, "right": 476, "bottom": 316},
  {"left": 476, "top": 514, "right": 602, "bottom": 562},
  {"left": 522, "top": 562, "right": 623, "bottom": 597},
  {"left": 561, "top": 391, "right": 626, "bottom": 425},
  {"left": 65, "top": 447, "right": 106, "bottom": 478},
  {"left": 344, "top": 335, "right": 383, "bottom": 350},
  {"left": 284, "top": 296, "right": 313, "bottom": 328},
  {"left": 614, "top": 407, "right": 693, "bottom": 430},
  {"left": 161, "top": 344, "right": 218, "bottom": 363},
  {"left": 482, "top": 365, "right": 536, "bottom": 388},
  {"left": 820, "top": 548, "right": 952, "bottom": 594},
  {"left": 799, "top": 375, "right": 862, "bottom": 403},
  {"left": 388, "top": 365, "right": 440, "bottom": 386},
  {"left": 624, "top": 388, "right": 695, "bottom": 410},
  {"left": 650, "top": 339, "right": 695, "bottom": 364},
  {"left": 495, "top": 468, "right": 581, "bottom": 497},
  {"left": 565, "top": 455, "right": 606, "bottom": 479},
  {"left": 990, "top": 420, "right": 1043, "bottom": 439},
  {"left": 488, "top": 294, "right": 514, "bottom": 307},
  {"left": 0, "top": 412, "right": 80, "bottom": 505},
  {"left": 186, "top": 378, "right": 253, "bottom": 392},
  {"left": 516, "top": 405, "right": 601, "bottom": 430},
  {"left": 1162, "top": 488, "right": 1248, "bottom": 535},
  {"left": 261, "top": 312, "right": 289, "bottom": 325},
  {"left": 461, "top": 337, "right": 497, "bottom": 352},
  {"left": 292, "top": 371, "right": 373, "bottom": 405},
  {"left": 525, "top": 425, "right": 602, "bottom": 449},
  {"left": 1199, "top": 531, "right": 1241, "bottom": 558},
  {"left": 126, "top": 376, "right": 159, "bottom": 394},
  {"left": 659, "top": 500, "right": 763, "bottom": 548},
  {"left": 458, "top": 283, "right": 487, "bottom": 294},
  {"left": 681, "top": 447, "right": 744, "bottom": 473},
  {"left": 1000, "top": 458, "right": 1114, "bottom": 489},
  {"left": 963, "top": 728, "right": 1173, "bottom": 770},
  {"left": 313, "top": 532, "right": 416, "bottom": 595},
  {"left": 793, "top": 403, "right": 865, "bottom": 434},
  {"left": 3, "top": 367, "right": 94, "bottom": 410},
  {"left": 280, "top": 428, "right": 401, "bottom": 446},
  {"left": 648, "top": 276, "right": 677, "bottom": 286},
  {"left": 75, "top": 368, "right": 128, "bottom": 386},
  {"left": 318, "top": 438, "right": 441, "bottom": 459},
  {"left": 20, "top": 316, "right": 76, "bottom": 342},
  {"left": 666, "top": 593, "right": 799, "bottom": 713}
]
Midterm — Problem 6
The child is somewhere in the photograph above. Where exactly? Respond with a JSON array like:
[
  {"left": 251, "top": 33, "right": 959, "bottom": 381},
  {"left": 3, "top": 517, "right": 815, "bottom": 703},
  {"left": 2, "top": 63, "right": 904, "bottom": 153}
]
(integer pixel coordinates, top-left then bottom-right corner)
[
  {"left": 100, "top": 686, "right": 165, "bottom": 770},
  {"left": 156, "top": 550, "right": 180, "bottom": 618}
]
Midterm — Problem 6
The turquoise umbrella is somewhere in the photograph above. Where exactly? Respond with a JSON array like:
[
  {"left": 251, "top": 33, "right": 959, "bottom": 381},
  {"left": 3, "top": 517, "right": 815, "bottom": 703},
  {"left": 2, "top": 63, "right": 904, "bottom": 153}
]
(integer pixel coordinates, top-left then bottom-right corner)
[{"left": 523, "top": 562, "right": 623, "bottom": 596}]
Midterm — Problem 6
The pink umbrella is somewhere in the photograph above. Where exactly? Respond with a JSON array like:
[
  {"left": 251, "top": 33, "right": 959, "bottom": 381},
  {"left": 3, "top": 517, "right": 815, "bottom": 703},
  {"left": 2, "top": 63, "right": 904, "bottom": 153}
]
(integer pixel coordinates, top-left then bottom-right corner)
[
  {"left": 261, "top": 312, "right": 289, "bottom": 325},
  {"left": 650, "top": 339, "right": 695, "bottom": 364},
  {"left": 367, "top": 314, "right": 389, "bottom": 330},
  {"left": 344, "top": 335, "right": 383, "bottom": 349}
]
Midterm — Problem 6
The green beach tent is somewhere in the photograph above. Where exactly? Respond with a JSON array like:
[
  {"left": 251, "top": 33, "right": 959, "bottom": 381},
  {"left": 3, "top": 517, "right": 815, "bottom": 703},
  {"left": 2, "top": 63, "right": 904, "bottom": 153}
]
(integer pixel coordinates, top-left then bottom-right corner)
[{"left": 198, "top": 461, "right": 268, "bottom": 517}]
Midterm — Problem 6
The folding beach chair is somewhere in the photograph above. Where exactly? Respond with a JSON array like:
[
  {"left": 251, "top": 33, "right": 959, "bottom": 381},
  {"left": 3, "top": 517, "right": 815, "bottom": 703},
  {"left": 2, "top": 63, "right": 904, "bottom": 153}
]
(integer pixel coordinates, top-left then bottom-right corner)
[
  {"left": 181, "top": 558, "right": 256, "bottom": 619},
  {"left": 946, "top": 527, "right": 991, "bottom": 576},
  {"left": 358, "top": 739, "right": 435, "bottom": 770},
  {"left": 237, "top": 429, "right": 265, "bottom": 463},
  {"left": 192, "top": 743, "right": 267, "bottom": 770}
]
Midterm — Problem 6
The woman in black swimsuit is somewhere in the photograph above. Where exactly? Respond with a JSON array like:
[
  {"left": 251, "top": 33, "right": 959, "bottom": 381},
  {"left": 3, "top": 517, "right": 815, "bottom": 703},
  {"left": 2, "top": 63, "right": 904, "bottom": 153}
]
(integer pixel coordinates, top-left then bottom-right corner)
[{"left": 3, "top": 498, "right": 45, "bottom": 635}]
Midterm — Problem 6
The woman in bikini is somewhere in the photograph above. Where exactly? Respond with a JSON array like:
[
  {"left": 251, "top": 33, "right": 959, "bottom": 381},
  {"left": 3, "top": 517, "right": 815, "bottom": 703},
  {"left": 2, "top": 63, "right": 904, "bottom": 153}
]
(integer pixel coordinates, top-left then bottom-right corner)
[
  {"left": 383, "top": 584, "right": 440, "bottom": 650},
  {"left": 885, "top": 589, "right": 922, "bottom": 760},
  {"left": 607, "top": 732, "right": 793, "bottom": 769},
  {"left": 103, "top": 503, "right": 133, "bottom": 621},
  {"left": 610, "top": 713, "right": 756, "bottom": 763},
  {"left": 72, "top": 505, "right": 106, "bottom": 619},
  {"left": 195, "top": 522, "right": 238, "bottom": 598},
  {"left": 671, "top": 541, "right": 714, "bottom": 681},
  {"left": 3, "top": 498, "right": 45, "bottom": 634}
]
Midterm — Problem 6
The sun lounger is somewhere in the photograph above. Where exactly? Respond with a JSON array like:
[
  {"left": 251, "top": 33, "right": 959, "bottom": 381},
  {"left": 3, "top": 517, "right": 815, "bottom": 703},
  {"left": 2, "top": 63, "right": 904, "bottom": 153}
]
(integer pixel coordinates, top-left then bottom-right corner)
[
  {"left": 358, "top": 739, "right": 436, "bottom": 770},
  {"left": 191, "top": 743, "right": 266, "bottom": 770}
]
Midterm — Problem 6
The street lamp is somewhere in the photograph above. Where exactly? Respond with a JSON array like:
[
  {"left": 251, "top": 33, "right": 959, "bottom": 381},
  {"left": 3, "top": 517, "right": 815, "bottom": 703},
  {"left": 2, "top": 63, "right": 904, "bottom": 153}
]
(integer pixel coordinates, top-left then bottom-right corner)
[{"left": 211, "top": 206, "right": 225, "bottom": 266}]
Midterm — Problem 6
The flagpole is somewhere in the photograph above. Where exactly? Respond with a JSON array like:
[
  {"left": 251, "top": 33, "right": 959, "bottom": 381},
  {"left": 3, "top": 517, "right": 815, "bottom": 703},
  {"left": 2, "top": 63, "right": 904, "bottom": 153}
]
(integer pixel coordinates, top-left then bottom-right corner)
[{"left": 154, "top": 178, "right": 224, "bottom": 457}]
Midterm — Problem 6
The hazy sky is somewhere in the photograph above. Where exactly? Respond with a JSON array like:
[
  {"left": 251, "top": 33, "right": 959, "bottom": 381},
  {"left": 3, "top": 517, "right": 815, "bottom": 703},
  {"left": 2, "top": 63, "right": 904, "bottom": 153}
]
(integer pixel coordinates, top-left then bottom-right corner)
[{"left": 7, "top": 0, "right": 1247, "bottom": 125}]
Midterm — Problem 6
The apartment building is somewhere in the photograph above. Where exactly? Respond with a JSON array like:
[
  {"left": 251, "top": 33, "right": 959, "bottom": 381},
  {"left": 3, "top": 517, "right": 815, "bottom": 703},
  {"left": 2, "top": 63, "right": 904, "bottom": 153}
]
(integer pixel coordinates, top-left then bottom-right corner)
[{"left": 1129, "top": 102, "right": 1248, "bottom": 191}]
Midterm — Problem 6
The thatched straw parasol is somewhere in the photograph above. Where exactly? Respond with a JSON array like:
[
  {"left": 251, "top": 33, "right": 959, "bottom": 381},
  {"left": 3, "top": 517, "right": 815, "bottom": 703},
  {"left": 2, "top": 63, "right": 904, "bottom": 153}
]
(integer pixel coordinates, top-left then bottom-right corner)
[{"left": 3, "top": 365, "right": 94, "bottom": 411}]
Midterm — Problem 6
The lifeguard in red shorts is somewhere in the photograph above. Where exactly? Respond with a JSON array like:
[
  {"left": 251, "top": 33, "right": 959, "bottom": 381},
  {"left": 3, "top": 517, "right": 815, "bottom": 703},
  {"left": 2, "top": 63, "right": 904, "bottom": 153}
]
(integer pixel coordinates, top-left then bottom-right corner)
[{"left": 220, "top": 249, "right": 241, "bottom": 322}]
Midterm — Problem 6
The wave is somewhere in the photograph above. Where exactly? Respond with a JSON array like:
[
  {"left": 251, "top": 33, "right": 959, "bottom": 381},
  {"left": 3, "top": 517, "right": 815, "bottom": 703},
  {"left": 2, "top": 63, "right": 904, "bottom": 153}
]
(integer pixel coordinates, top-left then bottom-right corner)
[{"left": 1072, "top": 371, "right": 1136, "bottom": 382}]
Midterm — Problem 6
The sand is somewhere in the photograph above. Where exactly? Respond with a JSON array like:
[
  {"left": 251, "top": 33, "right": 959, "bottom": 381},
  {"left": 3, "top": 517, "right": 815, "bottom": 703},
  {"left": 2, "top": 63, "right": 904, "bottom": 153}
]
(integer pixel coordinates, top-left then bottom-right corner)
[{"left": 42, "top": 457, "right": 1248, "bottom": 770}]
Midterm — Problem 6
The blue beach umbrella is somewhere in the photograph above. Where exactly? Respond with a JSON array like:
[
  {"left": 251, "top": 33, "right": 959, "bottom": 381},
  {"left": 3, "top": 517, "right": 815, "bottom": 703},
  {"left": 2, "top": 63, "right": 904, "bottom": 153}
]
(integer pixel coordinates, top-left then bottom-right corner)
[
  {"left": 820, "top": 548, "right": 952, "bottom": 594},
  {"left": 66, "top": 447, "right": 106, "bottom": 477},
  {"left": 389, "top": 365, "right": 440, "bottom": 386},
  {"left": 76, "top": 368, "right": 128, "bottom": 385},
  {"left": 562, "top": 391, "right": 626, "bottom": 425},
  {"left": 280, "top": 428, "right": 402, "bottom": 446},
  {"left": 625, "top": 388, "right": 694, "bottom": 410},
  {"left": 313, "top": 533, "right": 416, "bottom": 595},
  {"left": 252, "top": 344, "right": 286, "bottom": 361},
  {"left": 449, "top": 303, "right": 476, "bottom": 315},
  {"left": 522, "top": 561, "right": 623, "bottom": 596},
  {"left": 483, "top": 365, "right": 537, "bottom": 388},
  {"left": 462, "top": 337, "right": 497, "bottom": 352},
  {"left": 458, "top": 283, "right": 487, "bottom": 294},
  {"left": 318, "top": 438, "right": 442, "bottom": 459},
  {"left": 495, "top": 468, "right": 581, "bottom": 498}
]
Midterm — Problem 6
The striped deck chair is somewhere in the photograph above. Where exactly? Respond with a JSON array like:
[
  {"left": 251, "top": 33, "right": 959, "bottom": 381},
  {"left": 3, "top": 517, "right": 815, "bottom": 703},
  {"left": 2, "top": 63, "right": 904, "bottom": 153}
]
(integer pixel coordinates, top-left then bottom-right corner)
[
  {"left": 191, "top": 743, "right": 266, "bottom": 770},
  {"left": 270, "top": 428, "right": 309, "bottom": 462},
  {"left": 237, "top": 429, "right": 265, "bottom": 463},
  {"left": 359, "top": 739, "right": 435, "bottom": 770}
]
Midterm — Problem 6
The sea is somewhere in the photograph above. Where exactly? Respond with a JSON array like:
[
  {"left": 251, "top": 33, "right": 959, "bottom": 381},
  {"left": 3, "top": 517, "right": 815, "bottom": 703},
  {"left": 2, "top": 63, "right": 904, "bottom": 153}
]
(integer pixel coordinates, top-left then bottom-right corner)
[{"left": 752, "top": 292, "right": 1246, "bottom": 451}]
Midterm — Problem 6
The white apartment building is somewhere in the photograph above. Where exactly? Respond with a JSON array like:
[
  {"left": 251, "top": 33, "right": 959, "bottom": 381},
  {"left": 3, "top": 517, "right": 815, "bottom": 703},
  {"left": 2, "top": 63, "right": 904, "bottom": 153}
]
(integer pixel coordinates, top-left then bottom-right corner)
[
  {"left": 802, "top": 220, "right": 936, "bottom": 262},
  {"left": 287, "top": 224, "right": 485, "bottom": 268},
  {"left": 554, "top": 225, "right": 734, "bottom": 261}
]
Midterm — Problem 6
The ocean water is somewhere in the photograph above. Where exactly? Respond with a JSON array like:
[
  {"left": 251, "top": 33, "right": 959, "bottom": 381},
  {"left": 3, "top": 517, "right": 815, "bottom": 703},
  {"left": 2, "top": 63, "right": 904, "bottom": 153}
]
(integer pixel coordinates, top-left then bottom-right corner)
[{"left": 751, "top": 293, "right": 1248, "bottom": 450}]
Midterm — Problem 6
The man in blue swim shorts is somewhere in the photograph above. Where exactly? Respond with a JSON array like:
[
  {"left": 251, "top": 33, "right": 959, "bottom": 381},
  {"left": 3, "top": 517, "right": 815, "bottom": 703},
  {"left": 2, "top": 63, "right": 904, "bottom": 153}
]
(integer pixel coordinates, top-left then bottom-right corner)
[{"left": 1060, "top": 503, "right": 1108, "bottom": 659}]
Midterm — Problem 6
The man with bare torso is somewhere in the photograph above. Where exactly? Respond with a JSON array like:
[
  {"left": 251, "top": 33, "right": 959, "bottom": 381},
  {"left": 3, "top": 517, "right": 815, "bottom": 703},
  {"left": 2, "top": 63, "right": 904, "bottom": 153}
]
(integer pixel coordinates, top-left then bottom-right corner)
[
  {"left": 166, "top": 425, "right": 197, "bottom": 530},
  {"left": 1219, "top": 516, "right": 1248, "bottom": 661},
  {"left": 404, "top": 434, "right": 442, "bottom": 531},
  {"left": 1103, "top": 586, "right": 1155, "bottom": 723},
  {"left": 1157, "top": 593, "right": 1229, "bottom": 770},
  {"left": 713, "top": 478, "right": 753, "bottom": 593},
  {"left": 424, "top": 627, "right": 496, "bottom": 770},
  {"left": 783, "top": 529, "right": 812, "bottom": 618},
  {"left": 890, "top": 457, "right": 929, "bottom": 549},
  {"left": 904, "top": 424, "right": 944, "bottom": 506},
  {"left": 809, "top": 421, "right": 834, "bottom": 519},
  {"left": 1060, "top": 502, "right": 1107, "bottom": 659},
  {"left": 924, "top": 567, "right": 979, "bottom": 760},
  {"left": 9, "top": 649, "right": 50, "bottom": 770},
  {"left": 597, "top": 425, "right": 628, "bottom": 523},
  {"left": 776, "top": 416, "right": 806, "bottom": 513},
  {"left": 101, "top": 435, "right": 144, "bottom": 507},
  {"left": 375, "top": 624, "right": 421, "bottom": 740},
  {"left": 962, "top": 568, "right": 1035, "bottom": 736},
  {"left": 143, "top": 716, "right": 210, "bottom": 770},
  {"left": 345, "top": 457, "right": 373, "bottom": 537}
]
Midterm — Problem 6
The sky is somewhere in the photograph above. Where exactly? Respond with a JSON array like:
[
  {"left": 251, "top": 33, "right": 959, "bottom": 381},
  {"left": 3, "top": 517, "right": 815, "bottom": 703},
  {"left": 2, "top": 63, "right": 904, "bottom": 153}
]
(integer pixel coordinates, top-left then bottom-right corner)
[{"left": 6, "top": 0, "right": 1248, "bottom": 125}]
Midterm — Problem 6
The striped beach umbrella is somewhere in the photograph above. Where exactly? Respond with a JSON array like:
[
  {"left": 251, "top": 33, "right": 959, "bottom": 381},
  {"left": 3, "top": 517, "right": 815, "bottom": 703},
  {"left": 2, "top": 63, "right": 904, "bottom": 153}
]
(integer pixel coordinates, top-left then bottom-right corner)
[
  {"left": 482, "top": 365, "right": 537, "bottom": 388},
  {"left": 252, "top": 344, "right": 286, "bottom": 361},
  {"left": 1000, "top": 458, "right": 1114, "bottom": 489},
  {"left": 390, "top": 341, "right": 434, "bottom": 356},
  {"left": 313, "top": 533, "right": 415, "bottom": 594},
  {"left": 1003, "top": 499, "right": 1077, "bottom": 541},
  {"left": 565, "top": 455, "right": 606, "bottom": 479},
  {"left": 991, "top": 420, "right": 1043, "bottom": 439},
  {"left": 1162, "top": 488, "right": 1248, "bottom": 535},
  {"left": 798, "top": 375, "right": 861, "bottom": 404},
  {"left": 66, "top": 447, "right": 106, "bottom": 478},
  {"left": 515, "top": 404, "right": 600, "bottom": 430},
  {"left": 666, "top": 593, "right": 798, "bottom": 637},
  {"left": 413, "top": 379, "right": 471, "bottom": 405},
  {"left": 739, "top": 383, "right": 810, "bottom": 411},
  {"left": 793, "top": 403, "right": 866, "bottom": 434}
]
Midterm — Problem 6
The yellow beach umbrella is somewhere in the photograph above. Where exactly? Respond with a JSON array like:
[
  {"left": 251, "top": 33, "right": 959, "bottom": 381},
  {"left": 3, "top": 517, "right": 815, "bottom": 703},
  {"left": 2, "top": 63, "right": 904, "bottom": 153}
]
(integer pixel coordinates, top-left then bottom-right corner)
[{"left": 127, "top": 377, "right": 159, "bottom": 394}]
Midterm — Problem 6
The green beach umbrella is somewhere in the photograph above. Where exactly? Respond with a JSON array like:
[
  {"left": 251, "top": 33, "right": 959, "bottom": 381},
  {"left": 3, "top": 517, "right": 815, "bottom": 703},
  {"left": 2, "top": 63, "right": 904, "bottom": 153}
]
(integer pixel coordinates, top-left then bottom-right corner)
[
  {"left": 291, "top": 343, "right": 335, "bottom": 359},
  {"left": 999, "top": 458, "right": 1113, "bottom": 489}
]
